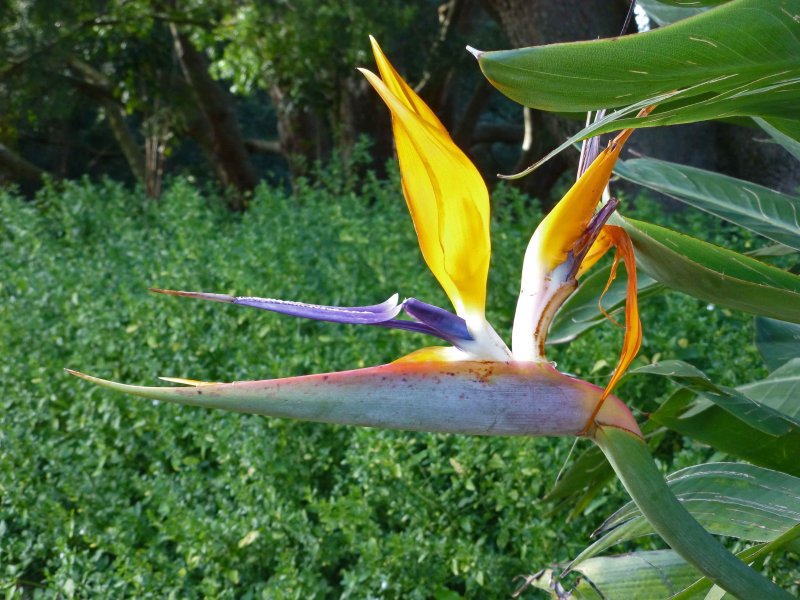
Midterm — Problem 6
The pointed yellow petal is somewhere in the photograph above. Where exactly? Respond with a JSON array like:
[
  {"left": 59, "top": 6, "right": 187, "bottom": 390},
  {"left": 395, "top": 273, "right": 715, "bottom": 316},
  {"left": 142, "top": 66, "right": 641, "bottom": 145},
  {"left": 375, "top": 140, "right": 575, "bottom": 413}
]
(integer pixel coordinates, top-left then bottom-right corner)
[
  {"left": 368, "top": 36, "right": 446, "bottom": 134},
  {"left": 533, "top": 106, "right": 655, "bottom": 274},
  {"left": 360, "top": 64, "right": 490, "bottom": 318}
]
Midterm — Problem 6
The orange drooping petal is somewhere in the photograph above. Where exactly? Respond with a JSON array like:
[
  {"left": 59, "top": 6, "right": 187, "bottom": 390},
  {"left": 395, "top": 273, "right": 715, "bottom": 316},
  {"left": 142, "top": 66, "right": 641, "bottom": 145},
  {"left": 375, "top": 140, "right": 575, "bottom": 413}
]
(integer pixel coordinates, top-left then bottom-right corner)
[
  {"left": 360, "top": 41, "right": 490, "bottom": 320},
  {"left": 582, "top": 225, "right": 641, "bottom": 431},
  {"left": 600, "top": 226, "right": 641, "bottom": 400}
]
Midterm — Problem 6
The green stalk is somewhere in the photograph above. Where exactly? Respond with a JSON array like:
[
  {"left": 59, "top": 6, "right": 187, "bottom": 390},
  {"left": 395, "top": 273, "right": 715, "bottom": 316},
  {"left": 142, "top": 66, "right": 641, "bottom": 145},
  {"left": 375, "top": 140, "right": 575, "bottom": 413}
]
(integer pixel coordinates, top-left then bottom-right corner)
[{"left": 593, "top": 426, "right": 791, "bottom": 600}]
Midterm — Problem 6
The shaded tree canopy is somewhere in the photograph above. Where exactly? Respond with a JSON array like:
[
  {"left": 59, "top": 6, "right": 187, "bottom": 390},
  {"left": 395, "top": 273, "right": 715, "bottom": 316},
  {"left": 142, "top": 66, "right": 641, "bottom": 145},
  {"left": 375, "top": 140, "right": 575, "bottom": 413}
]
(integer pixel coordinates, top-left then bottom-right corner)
[{"left": 2, "top": 0, "right": 796, "bottom": 207}]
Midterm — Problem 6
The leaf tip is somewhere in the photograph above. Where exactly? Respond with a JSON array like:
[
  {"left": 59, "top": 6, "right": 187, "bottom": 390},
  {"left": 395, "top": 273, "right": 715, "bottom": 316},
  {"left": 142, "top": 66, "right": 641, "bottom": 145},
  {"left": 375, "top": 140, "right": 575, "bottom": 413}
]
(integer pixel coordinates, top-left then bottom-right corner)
[{"left": 465, "top": 45, "right": 483, "bottom": 60}]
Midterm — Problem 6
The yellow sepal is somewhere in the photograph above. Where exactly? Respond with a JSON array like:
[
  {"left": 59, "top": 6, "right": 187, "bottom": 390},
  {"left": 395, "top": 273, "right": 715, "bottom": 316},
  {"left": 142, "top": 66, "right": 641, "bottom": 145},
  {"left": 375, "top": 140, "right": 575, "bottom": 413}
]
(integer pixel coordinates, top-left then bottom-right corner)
[{"left": 393, "top": 346, "right": 464, "bottom": 363}]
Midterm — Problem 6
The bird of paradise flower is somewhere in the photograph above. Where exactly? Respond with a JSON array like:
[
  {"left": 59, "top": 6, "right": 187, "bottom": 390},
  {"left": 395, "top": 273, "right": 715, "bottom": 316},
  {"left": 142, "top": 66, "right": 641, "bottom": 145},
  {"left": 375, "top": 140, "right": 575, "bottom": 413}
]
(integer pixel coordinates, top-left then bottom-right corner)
[{"left": 69, "top": 38, "right": 643, "bottom": 438}]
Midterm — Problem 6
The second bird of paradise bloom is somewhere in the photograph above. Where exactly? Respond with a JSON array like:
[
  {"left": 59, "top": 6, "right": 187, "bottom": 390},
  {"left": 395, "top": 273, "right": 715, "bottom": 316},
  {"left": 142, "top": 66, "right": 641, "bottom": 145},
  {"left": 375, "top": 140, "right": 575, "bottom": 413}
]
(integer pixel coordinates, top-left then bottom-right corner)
[{"left": 69, "top": 37, "right": 646, "bottom": 440}]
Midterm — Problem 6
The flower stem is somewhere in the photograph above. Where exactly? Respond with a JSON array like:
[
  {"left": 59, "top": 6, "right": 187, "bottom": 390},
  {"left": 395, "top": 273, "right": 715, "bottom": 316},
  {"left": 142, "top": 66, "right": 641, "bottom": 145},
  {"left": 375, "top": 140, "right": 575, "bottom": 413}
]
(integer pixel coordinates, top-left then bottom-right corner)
[{"left": 593, "top": 425, "right": 791, "bottom": 600}]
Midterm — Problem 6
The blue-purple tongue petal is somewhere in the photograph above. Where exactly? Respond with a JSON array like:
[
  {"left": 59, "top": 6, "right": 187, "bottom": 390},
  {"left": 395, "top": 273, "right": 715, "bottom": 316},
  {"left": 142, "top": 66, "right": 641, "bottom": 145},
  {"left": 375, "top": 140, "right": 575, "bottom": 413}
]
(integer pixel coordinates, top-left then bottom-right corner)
[
  {"left": 402, "top": 298, "right": 473, "bottom": 344},
  {"left": 150, "top": 289, "right": 403, "bottom": 324},
  {"left": 150, "top": 289, "right": 471, "bottom": 347}
]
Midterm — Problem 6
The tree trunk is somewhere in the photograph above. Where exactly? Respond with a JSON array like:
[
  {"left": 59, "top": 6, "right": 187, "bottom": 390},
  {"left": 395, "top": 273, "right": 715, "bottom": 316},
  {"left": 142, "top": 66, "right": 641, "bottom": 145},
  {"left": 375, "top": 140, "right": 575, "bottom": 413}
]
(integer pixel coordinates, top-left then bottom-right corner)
[
  {"left": 268, "top": 82, "right": 332, "bottom": 177},
  {"left": 170, "top": 24, "right": 258, "bottom": 210},
  {"left": 65, "top": 56, "right": 146, "bottom": 184}
]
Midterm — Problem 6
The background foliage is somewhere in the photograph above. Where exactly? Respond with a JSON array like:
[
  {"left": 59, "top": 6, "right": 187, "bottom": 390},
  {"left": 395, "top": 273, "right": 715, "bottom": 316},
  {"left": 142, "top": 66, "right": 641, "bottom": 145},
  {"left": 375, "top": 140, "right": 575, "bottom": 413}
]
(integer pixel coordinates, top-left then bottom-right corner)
[{"left": 1, "top": 160, "right": 792, "bottom": 596}]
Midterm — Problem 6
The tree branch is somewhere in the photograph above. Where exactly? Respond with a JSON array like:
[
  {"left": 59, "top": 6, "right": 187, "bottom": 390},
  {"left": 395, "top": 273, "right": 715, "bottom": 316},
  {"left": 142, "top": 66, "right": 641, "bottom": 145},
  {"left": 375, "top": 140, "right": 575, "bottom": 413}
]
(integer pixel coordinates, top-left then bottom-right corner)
[
  {"left": 244, "top": 138, "right": 282, "bottom": 155},
  {"left": 65, "top": 56, "right": 146, "bottom": 183},
  {"left": 0, "top": 142, "right": 49, "bottom": 184}
]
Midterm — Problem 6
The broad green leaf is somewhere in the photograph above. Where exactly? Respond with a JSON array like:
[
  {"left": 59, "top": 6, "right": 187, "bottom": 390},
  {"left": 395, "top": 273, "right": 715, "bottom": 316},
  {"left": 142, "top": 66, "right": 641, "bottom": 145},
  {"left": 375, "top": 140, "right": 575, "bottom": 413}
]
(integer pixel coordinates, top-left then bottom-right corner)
[
  {"left": 571, "top": 551, "right": 701, "bottom": 600},
  {"left": 673, "top": 524, "right": 800, "bottom": 600},
  {"left": 633, "top": 360, "right": 793, "bottom": 435},
  {"left": 572, "top": 463, "right": 800, "bottom": 564},
  {"left": 755, "top": 117, "right": 800, "bottom": 161},
  {"left": 545, "top": 444, "right": 615, "bottom": 521},
  {"left": 739, "top": 358, "right": 800, "bottom": 423},
  {"left": 617, "top": 216, "right": 800, "bottom": 323},
  {"left": 477, "top": 0, "right": 800, "bottom": 176},
  {"left": 755, "top": 317, "right": 800, "bottom": 370},
  {"left": 548, "top": 264, "right": 661, "bottom": 344},
  {"left": 520, "top": 552, "right": 701, "bottom": 600},
  {"left": 650, "top": 388, "right": 800, "bottom": 477},
  {"left": 636, "top": 0, "right": 708, "bottom": 27},
  {"left": 614, "top": 158, "right": 800, "bottom": 250},
  {"left": 478, "top": 0, "right": 800, "bottom": 123}
]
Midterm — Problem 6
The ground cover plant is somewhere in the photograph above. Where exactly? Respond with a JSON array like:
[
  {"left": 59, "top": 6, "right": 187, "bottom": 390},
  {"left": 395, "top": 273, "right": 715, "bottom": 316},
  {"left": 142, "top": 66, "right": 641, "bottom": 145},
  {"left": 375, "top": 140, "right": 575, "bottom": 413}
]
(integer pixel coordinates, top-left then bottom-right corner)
[{"left": 1, "top": 170, "right": 791, "bottom": 598}]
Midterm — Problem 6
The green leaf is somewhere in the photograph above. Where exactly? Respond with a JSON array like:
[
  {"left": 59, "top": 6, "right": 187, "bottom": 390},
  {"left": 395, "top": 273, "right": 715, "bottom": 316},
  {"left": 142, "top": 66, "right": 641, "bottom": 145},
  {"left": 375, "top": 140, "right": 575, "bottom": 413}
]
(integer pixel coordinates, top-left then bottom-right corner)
[
  {"left": 515, "top": 553, "right": 701, "bottom": 600},
  {"left": 478, "top": 0, "right": 800, "bottom": 124},
  {"left": 593, "top": 427, "right": 792, "bottom": 599},
  {"left": 617, "top": 216, "right": 800, "bottom": 323},
  {"left": 614, "top": 158, "right": 800, "bottom": 250},
  {"left": 546, "top": 425, "right": 666, "bottom": 520},
  {"left": 573, "top": 463, "right": 800, "bottom": 565},
  {"left": 650, "top": 388, "right": 800, "bottom": 477},
  {"left": 747, "top": 243, "right": 799, "bottom": 258},
  {"left": 545, "top": 444, "right": 614, "bottom": 520},
  {"left": 755, "top": 317, "right": 800, "bottom": 370},
  {"left": 755, "top": 116, "right": 800, "bottom": 162},
  {"left": 738, "top": 358, "right": 800, "bottom": 424},
  {"left": 571, "top": 551, "right": 701, "bottom": 600},
  {"left": 673, "top": 524, "right": 800, "bottom": 600},
  {"left": 548, "top": 264, "right": 661, "bottom": 344},
  {"left": 633, "top": 360, "right": 793, "bottom": 435}
]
